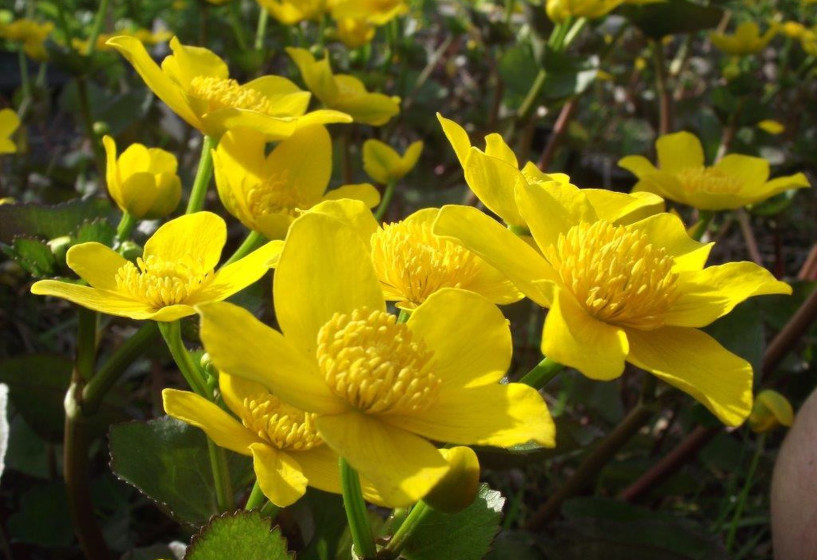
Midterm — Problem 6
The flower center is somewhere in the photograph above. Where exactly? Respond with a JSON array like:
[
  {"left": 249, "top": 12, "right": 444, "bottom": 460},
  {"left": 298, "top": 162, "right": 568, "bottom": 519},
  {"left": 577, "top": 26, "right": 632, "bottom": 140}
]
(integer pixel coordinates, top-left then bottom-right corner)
[
  {"left": 244, "top": 171, "right": 303, "bottom": 218},
  {"left": 370, "top": 221, "right": 480, "bottom": 308},
  {"left": 115, "top": 255, "right": 213, "bottom": 309},
  {"left": 316, "top": 307, "right": 441, "bottom": 414},
  {"left": 240, "top": 392, "right": 322, "bottom": 451},
  {"left": 677, "top": 167, "right": 742, "bottom": 195},
  {"left": 188, "top": 76, "right": 272, "bottom": 114},
  {"left": 544, "top": 220, "right": 679, "bottom": 329}
]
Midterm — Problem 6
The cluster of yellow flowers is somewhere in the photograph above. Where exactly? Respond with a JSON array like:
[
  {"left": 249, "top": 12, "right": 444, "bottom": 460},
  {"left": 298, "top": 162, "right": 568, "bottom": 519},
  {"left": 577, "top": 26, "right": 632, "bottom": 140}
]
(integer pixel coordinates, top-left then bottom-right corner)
[{"left": 28, "top": 33, "right": 807, "bottom": 511}]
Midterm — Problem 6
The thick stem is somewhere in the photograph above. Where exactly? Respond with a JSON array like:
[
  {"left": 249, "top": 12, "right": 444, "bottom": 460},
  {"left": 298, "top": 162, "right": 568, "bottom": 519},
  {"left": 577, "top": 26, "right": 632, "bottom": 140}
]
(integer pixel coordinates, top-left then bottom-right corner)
[
  {"left": 340, "top": 458, "right": 376, "bottom": 559},
  {"left": 379, "top": 502, "right": 432, "bottom": 559},
  {"left": 17, "top": 49, "right": 31, "bottom": 118},
  {"left": 526, "top": 401, "right": 656, "bottom": 529},
  {"left": 725, "top": 434, "right": 765, "bottom": 551},
  {"left": 374, "top": 180, "right": 397, "bottom": 222},
  {"left": 115, "top": 211, "right": 137, "bottom": 244},
  {"left": 519, "top": 357, "right": 563, "bottom": 389},
  {"left": 228, "top": 1, "right": 249, "bottom": 50},
  {"left": 186, "top": 135, "right": 215, "bottom": 214},
  {"left": 85, "top": 0, "right": 111, "bottom": 58},
  {"left": 651, "top": 40, "right": 672, "bottom": 136},
  {"left": 245, "top": 480, "right": 265, "bottom": 510},
  {"left": 207, "top": 438, "right": 235, "bottom": 511},
  {"left": 223, "top": 230, "right": 264, "bottom": 266},
  {"left": 255, "top": 8, "right": 269, "bottom": 51}
]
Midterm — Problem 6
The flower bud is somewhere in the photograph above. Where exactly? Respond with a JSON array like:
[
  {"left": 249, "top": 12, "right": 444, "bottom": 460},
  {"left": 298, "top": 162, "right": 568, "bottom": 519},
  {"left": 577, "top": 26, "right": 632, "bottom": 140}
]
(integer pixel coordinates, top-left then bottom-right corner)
[
  {"left": 48, "top": 235, "right": 72, "bottom": 265},
  {"left": 117, "top": 241, "right": 142, "bottom": 261},
  {"left": 362, "top": 139, "right": 423, "bottom": 185},
  {"left": 422, "top": 447, "right": 480, "bottom": 513},
  {"left": 102, "top": 135, "right": 182, "bottom": 220},
  {"left": 749, "top": 390, "right": 794, "bottom": 434}
]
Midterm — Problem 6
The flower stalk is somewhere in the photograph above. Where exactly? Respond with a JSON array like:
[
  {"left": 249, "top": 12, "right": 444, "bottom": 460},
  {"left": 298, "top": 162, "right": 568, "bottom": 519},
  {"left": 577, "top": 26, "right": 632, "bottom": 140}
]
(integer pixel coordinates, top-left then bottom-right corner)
[
  {"left": 379, "top": 501, "right": 432, "bottom": 559},
  {"left": 224, "top": 230, "right": 264, "bottom": 266},
  {"left": 340, "top": 458, "right": 377, "bottom": 559},
  {"left": 186, "top": 135, "right": 216, "bottom": 214},
  {"left": 725, "top": 434, "right": 765, "bottom": 551},
  {"left": 374, "top": 179, "right": 397, "bottom": 222},
  {"left": 519, "top": 356, "right": 563, "bottom": 389}
]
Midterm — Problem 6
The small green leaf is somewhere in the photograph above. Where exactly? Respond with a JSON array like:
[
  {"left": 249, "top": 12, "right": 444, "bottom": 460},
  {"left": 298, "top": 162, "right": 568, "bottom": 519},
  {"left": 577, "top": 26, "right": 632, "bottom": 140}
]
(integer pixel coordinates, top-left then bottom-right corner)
[
  {"left": 540, "top": 53, "right": 599, "bottom": 101},
  {"left": 109, "top": 416, "right": 252, "bottom": 526},
  {"left": 73, "top": 218, "right": 116, "bottom": 246},
  {"left": 185, "top": 510, "right": 293, "bottom": 560},
  {"left": 401, "top": 484, "right": 505, "bottom": 560},
  {"left": 620, "top": 0, "right": 723, "bottom": 39},
  {"left": 1, "top": 237, "right": 57, "bottom": 277},
  {"left": 703, "top": 300, "right": 764, "bottom": 376},
  {"left": 0, "top": 198, "right": 114, "bottom": 244}
]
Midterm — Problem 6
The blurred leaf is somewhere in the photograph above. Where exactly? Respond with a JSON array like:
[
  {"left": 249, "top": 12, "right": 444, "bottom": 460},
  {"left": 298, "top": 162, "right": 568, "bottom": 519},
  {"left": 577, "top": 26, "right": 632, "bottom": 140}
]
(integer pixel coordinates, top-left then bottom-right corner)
[
  {"left": 0, "top": 198, "right": 114, "bottom": 244},
  {"left": 547, "top": 497, "right": 729, "bottom": 559},
  {"left": 703, "top": 300, "right": 764, "bottom": 375},
  {"left": 620, "top": 0, "right": 723, "bottom": 39},
  {"left": 748, "top": 189, "right": 800, "bottom": 217},
  {"left": 7, "top": 481, "right": 73, "bottom": 546},
  {"left": 486, "top": 531, "right": 546, "bottom": 559},
  {"left": 499, "top": 46, "right": 540, "bottom": 106},
  {"left": 299, "top": 490, "right": 348, "bottom": 560},
  {"left": 401, "top": 484, "right": 504, "bottom": 560},
  {"left": 109, "top": 416, "right": 252, "bottom": 526},
  {"left": 5, "top": 415, "right": 50, "bottom": 478},
  {"left": 1, "top": 236, "right": 57, "bottom": 277},
  {"left": 540, "top": 53, "right": 599, "bottom": 101},
  {"left": 185, "top": 510, "right": 293, "bottom": 560},
  {"left": 757, "top": 281, "right": 815, "bottom": 333},
  {"left": 74, "top": 218, "right": 116, "bottom": 245}
]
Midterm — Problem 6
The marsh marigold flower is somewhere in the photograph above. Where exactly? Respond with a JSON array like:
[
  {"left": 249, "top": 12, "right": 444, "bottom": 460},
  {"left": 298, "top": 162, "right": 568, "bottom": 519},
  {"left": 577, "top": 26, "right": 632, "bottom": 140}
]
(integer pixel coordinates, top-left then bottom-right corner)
[
  {"left": 258, "top": 0, "right": 327, "bottom": 24},
  {"left": 748, "top": 390, "right": 794, "bottom": 434},
  {"left": 212, "top": 126, "right": 379, "bottom": 240},
  {"left": 197, "top": 212, "right": 554, "bottom": 506},
  {"left": 287, "top": 47, "right": 400, "bottom": 126},
  {"left": 710, "top": 22, "right": 777, "bottom": 56},
  {"left": 107, "top": 36, "right": 351, "bottom": 140},
  {"left": 330, "top": 0, "right": 409, "bottom": 26},
  {"left": 0, "top": 109, "right": 20, "bottom": 155},
  {"left": 0, "top": 19, "right": 53, "bottom": 61},
  {"left": 103, "top": 135, "right": 181, "bottom": 219},
  {"left": 335, "top": 17, "right": 376, "bottom": 48},
  {"left": 31, "top": 212, "right": 281, "bottom": 321},
  {"left": 435, "top": 179, "right": 792, "bottom": 426},
  {"left": 308, "top": 199, "right": 521, "bottom": 310},
  {"left": 619, "top": 131, "right": 810, "bottom": 211},
  {"left": 362, "top": 139, "right": 423, "bottom": 184}
]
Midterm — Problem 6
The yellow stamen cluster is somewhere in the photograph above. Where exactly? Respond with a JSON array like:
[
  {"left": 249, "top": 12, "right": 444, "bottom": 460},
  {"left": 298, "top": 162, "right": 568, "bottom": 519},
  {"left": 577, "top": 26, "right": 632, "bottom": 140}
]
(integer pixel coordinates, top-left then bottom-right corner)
[
  {"left": 115, "top": 255, "right": 212, "bottom": 309},
  {"left": 545, "top": 221, "right": 679, "bottom": 329},
  {"left": 678, "top": 167, "right": 742, "bottom": 195},
  {"left": 371, "top": 221, "right": 479, "bottom": 307},
  {"left": 316, "top": 307, "right": 441, "bottom": 414},
  {"left": 241, "top": 392, "right": 322, "bottom": 451},
  {"left": 244, "top": 171, "right": 302, "bottom": 217},
  {"left": 188, "top": 76, "right": 272, "bottom": 114}
]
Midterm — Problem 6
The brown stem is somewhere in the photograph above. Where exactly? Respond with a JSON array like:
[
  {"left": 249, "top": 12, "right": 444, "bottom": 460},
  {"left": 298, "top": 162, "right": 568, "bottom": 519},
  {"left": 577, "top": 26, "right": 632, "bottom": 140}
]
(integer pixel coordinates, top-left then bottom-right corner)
[
  {"left": 762, "top": 287, "right": 817, "bottom": 381},
  {"left": 736, "top": 209, "right": 763, "bottom": 265},
  {"left": 651, "top": 41, "right": 672, "bottom": 136},
  {"left": 537, "top": 98, "right": 578, "bottom": 171},
  {"left": 796, "top": 243, "right": 817, "bottom": 280}
]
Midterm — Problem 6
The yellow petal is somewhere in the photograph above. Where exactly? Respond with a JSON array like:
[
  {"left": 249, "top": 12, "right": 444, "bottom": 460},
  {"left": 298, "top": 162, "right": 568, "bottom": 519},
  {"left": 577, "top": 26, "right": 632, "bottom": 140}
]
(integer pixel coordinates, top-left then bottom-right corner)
[
  {"left": 656, "top": 131, "right": 705, "bottom": 173},
  {"left": 542, "top": 288, "right": 629, "bottom": 381},
  {"left": 618, "top": 154, "right": 658, "bottom": 178},
  {"left": 288, "top": 444, "right": 342, "bottom": 494},
  {"left": 758, "top": 172, "right": 811, "bottom": 202},
  {"left": 407, "top": 289, "right": 511, "bottom": 387},
  {"left": 333, "top": 78, "right": 400, "bottom": 126},
  {"left": 437, "top": 113, "right": 471, "bottom": 166},
  {"left": 515, "top": 179, "right": 595, "bottom": 252},
  {"left": 316, "top": 412, "right": 449, "bottom": 507},
  {"left": 66, "top": 242, "right": 130, "bottom": 291},
  {"left": 208, "top": 109, "right": 351, "bottom": 142},
  {"left": 584, "top": 189, "right": 665, "bottom": 225},
  {"left": 363, "top": 139, "right": 402, "bottom": 184},
  {"left": 30, "top": 280, "right": 175, "bottom": 319},
  {"left": 266, "top": 125, "right": 331, "bottom": 205},
  {"left": 119, "top": 173, "right": 161, "bottom": 218},
  {"left": 322, "top": 183, "right": 381, "bottom": 208},
  {"left": 629, "top": 213, "right": 712, "bottom": 271},
  {"left": 484, "top": 133, "right": 518, "bottom": 167},
  {"left": 631, "top": 170, "right": 685, "bottom": 202},
  {"left": 162, "top": 388, "right": 260, "bottom": 455},
  {"left": 433, "top": 205, "right": 556, "bottom": 306},
  {"left": 424, "top": 447, "right": 481, "bottom": 513},
  {"left": 102, "top": 135, "right": 121, "bottom": 206},
  {"left": 243, "top": 76, "right": 310, "bottom": 116},
  {"left": 386, "top": 382, "right": 555, "bottom": 448},
  {"left": 274, "top": 212, "right": 385, "bottom": 356},
  {"left": 401, "top": 141, "right": 424, "bottom": 175},
  {"left": 143, "top": 212, "right": 226, "bottom": 272},
  {"left": 219, "top": 372, "right": 268, "bottom": 418},
  {"left": 163, "top": 36, "right": 228, "bottom": 86},
  {"left": 189, "top": 240, "right": 282, "bottom": 305},
  {"left": 626, "top": 327, "right": 753, "bottom": 426},
  {"left": 306, "top": 199, "right": 380, "bottom": 246},
  {"left": 197, "top": 301, "right": 345, "bottom": 414},
  {"left": 249, "top": 443, "right": 308, "bottom": 507},
  {"left": 106, "top": 36, "right": 200, "bottom": 129},
  {"left": 713, "top": 154, "right": 769, "bottom": 194},
  {"left": 463, "top": 148, "right": 526, "bottom": 227},
  {"left": 286, "top": 47, "right": 339, "bottom": 103}
]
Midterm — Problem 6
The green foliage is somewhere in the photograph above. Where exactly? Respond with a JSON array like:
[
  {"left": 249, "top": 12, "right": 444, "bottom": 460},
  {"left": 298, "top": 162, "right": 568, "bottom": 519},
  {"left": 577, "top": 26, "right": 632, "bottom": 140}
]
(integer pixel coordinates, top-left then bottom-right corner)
[
  {"left": 185, "top": 510, "right": 293, "bottom": 560},
  {"left": 1, "top": 237, "right": 58, "bottom": 277},
  {"left": 0, "top": 199, "right": 114, "bottom": 244},
  {"left": 620, "top": 0, "right": 723, "bottom": 39}
]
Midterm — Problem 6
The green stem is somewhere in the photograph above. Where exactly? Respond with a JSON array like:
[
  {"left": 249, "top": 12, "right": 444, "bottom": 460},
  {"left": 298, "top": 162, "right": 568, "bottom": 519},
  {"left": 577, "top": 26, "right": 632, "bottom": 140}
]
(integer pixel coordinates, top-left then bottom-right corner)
[
  {"left": 115, "top": 211, "right": 137, "bottom": 244},
  {"left": 255, "top": 7, "right": 269, "bottom": 51},
  {"left": 725, "top": 434, "right": 765, "bottom": 551},
  {"left": 503, "top": 0, "right": 516, "bottom": 25},
  {"left": 561, "top": 17, "right": 587, "bottom": 48},
  {"left": 17, "top": 49, "right": 31, "bottom": 118},
  {"left": 224, "top": 230, "right": 264, "bottom": 266},
  {"left": 76, "top": 309, "right": 98, "bottom": 382},
  {"left": 260, "top": 501, "right": 280, "bottom": 518},
  {"left": 82, "top": 322, "right": 159, "bottom": 413},
  {"left": 689, "top": 211, "right": 714, "bottom": 242},
  {"left": 380, "top": 502, "right": 432, "bottom": 559},
  {"left": 340, "top": 458, "right": 376, "bottom": 559},
  {"left": 207, "top": 437, "right": 235, "bottom": 511},
  {"left": 85, "top": 0, "right": 111, "bottom": 58},
  {"left": 397, "top": 309, "right": 410, "bottom": 323},
  {"left": 519, "top": 357, "right": 563, "bottom": 389},
  {"left": 158, "top": 321, "right": 210, "bottom": 398},
  {"left": 245, "top": 480, "right": 266, "bottom": 510},
  {"left": 374, "top": 180, "right": 397, "bottom": 221},
  {"left": 186, "top": 135, "right": 216, "bottom": 214},
  {"left": 228, "top": 1, "right": 249, "bottom": 50}
]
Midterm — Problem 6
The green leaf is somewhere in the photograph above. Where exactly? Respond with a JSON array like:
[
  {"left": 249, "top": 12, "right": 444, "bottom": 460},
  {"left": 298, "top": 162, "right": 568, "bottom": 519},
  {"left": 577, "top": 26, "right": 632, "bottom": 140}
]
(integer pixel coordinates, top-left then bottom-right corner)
[
  {"left": 185, "top": 510, "right": 293, "bottom": 560},
  {"left": 549, "top": 497, "right": 729, "bottom": 559},
  {"left": 109, "top": 416, "right": 253, "bottom": 526},
  {"left": 73, "top": 218, "right": 116, "bottom": 246},
  {"left": 540, "top": 53, "right": 599, "bottom": 101},
  {"left": 0, "top": 198, "right": 114, "bottom": 244},
  {"left": 620, "top": 0, "right": 723, "bottom": 39},
  {"left": 0, "top": 236, "right": 57, "bottom": 277},
  {"left": 6, "top": 482, "right": 73, "bottom": 546},
  {"left": 401, "top": 484, "right": 505, "bottom": 560},
  {"left": 299, "top": 490, "right": 349, "bottom": 560},
  {"left": 703, "top": 300, "right": 764, "bottom": 376}
]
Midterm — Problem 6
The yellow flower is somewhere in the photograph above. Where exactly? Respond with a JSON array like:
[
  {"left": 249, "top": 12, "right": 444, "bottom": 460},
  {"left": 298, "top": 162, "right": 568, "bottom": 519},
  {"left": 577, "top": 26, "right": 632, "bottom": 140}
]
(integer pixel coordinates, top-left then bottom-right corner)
[
  {"left": 335, "top": 17, "right": 376, "bottom": 49},
  {"left": 73, "top": 29, "right": 172, "bottom": 56},
  {"left": 0, "top": 109, "right": 20, "bottom": 154},
  {"left": 439, "top": 114, "right": 664, "bottom": 229},
  {"left": 434, "top": 183, "right": 792, "bottom": 426},
  {"left": 362, "top": 139, "right": 423, "bottom": 184},
  {"left": 546, "top": 0, "right": 623, "bottom": 23},
  {"left": 258, "top": 0, "right": 328, "bottom": 24},
  {"left": 212, "top": 126, "right": 380, "bottom": 240},
  {"left": 102, "top": 136, "right": 181, "bottom": 219},
  {"left": 197, "top": 212, "right": 554, "bottom": 506},
  {"left": 748, "top": 389, "right": 794, "bottom": 434},
  {"left": 710, "top": 22, "right": 777, "bottom": 56},
  {"left": 329, "top": 0, "right": 409, "bottom": 26},
  {"left": 421, "top": 446, "right": 480, "bottom": 513},
  {"left": 0, "top": 19, "right": 53, "bottom": 61},
  {"left": 308, "top": 199, "right": 522, "bottom": 310},
  {"left": 619, "top": 131, "right": 810, "bottom": 211},
  {"left": 31, "top": 212, "right": 282, "bottom": 322},
  {"left": 781, "top": 21, "right": 806, "bottom": 39},
  {"left": 107, "top": 36, "right": 351, "bottom": 140},
  {"left": 287, "top": 47, "right": 400, "bottom": 126},
  {"left": 758, "top": 120, "right": 785, "bottom": 135}
]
